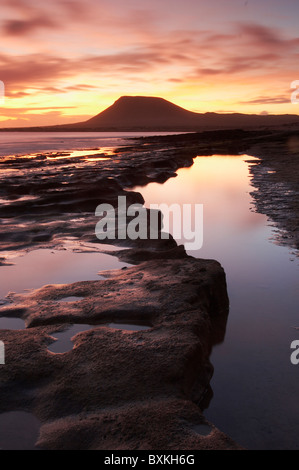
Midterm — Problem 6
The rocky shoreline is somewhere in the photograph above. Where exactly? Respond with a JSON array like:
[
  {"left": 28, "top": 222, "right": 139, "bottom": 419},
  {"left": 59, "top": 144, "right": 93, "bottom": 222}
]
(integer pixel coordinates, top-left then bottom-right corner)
[
  {"left": 0, "top": 128, "right": 297, "bottom": 257},
  {"left": 0, "top": 256, "right": 238, "bottom": 450},
  {"left": 0, "top": 128, "right": 298, "bottom": 450},
  {"left": 246, "top": 133, "right": 299, "bottom": 254}
]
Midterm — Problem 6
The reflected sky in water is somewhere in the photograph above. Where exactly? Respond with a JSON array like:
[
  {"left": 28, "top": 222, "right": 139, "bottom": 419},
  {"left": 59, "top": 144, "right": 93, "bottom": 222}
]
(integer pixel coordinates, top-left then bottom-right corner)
[
  {"left": 136, "top": 154, "right": 299, "bottom": 450},
  {"left": 0, "top": 247, "right": 129, "bottom": 299}
]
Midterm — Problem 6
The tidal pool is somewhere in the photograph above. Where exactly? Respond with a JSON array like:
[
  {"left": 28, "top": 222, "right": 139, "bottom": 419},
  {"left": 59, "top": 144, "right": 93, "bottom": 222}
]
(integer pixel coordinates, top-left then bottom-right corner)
[
  {"left": 48, "top": 322, "right": 152, "bottom": 354},
  {"left": 0, "top": 317, "right": 25, "bottom": 330},
  {"left": 135, "top": 154, "right": 299, "bottom": 450},
  {"left": 0, "top": 245, "right": 130, "bottom": 299},
  {"left": 0, "top": 411, "right": 41, "bottom": 450},
  {"left": 48, "top": 324, "right": 93, "bottom": 354}
]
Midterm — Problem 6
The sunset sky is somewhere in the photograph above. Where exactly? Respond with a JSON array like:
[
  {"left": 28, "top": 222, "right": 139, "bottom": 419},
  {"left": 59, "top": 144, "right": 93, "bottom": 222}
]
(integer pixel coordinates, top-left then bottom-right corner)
[{"left": 1, "top": 0, "right": 299, "bottom": 127}]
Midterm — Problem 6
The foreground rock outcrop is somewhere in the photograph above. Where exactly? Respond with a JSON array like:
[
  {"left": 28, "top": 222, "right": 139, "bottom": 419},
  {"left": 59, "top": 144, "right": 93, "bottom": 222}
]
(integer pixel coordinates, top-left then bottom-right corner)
[{"left": 0, "top": 256, "right": 239, "bottom": 450}]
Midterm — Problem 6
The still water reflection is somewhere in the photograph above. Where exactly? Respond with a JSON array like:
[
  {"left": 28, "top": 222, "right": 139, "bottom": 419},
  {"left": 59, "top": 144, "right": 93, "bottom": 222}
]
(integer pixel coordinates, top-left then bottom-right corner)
[
  {"left": 135, "top": 155, "right": 299, "bottom": 450},
  {"left": 0, "top": 246, "right": 129, "bottom": 299}
]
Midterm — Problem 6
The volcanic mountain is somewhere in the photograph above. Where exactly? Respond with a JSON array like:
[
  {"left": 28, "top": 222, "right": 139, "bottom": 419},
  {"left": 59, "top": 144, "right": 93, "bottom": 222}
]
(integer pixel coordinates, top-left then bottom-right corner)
[
  {"left": 72, "top": 96, "right": 299, "bottom": 131},
  {"left": 2, "top": 95, "right": 299, "bottom": 131},
  {"left": 81, "top": 95, "right": 205, "bottom": 130}
]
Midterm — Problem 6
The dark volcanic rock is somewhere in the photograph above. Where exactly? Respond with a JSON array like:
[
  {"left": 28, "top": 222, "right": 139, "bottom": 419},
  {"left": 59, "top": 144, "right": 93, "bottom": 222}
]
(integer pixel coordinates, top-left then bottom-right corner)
[
  {"left": 246, "top": 136, "right": 299, "bottom": 253},
  {"left": 0, "top": 257, "right": 239, "bottom": 450}
]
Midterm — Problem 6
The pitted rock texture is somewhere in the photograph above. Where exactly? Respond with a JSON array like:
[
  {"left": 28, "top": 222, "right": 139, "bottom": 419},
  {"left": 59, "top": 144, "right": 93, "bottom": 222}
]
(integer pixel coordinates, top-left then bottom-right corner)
[{"left": 0, "top": 256, "right": 240, "bottom": 450}]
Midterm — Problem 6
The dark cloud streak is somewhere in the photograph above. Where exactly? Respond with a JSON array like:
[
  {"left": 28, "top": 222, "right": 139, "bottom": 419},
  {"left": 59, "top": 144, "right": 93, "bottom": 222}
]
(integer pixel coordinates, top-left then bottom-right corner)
[
  {"left": 2, "top": 16, "right": 59, "bottom": 36},
  {"left": 240, "top": 96, "right": 290, "bottom": 105}
]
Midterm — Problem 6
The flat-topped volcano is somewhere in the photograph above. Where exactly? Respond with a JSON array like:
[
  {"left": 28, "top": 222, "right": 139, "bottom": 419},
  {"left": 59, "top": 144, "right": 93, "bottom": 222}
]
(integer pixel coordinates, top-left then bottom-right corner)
[
  {"left": 2, "top": 95, "right": 299, "bottom": 131},
  {"left": 82, "top": 95, "right": 202, "bottom": 129},
  {"left": 77, "top": 95, "right": 299, "bottom": 131}
]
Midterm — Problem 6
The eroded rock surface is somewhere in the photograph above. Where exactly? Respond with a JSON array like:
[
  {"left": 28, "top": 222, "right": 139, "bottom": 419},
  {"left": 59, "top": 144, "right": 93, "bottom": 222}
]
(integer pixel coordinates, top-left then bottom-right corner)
[{"left": 0, "top": 256, "right": 239, "bottom": 450}]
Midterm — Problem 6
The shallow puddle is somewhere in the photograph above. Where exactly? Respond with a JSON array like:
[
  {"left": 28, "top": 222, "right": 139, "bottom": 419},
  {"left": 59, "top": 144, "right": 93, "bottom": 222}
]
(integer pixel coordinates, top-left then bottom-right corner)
[
  {"left": 0, "top": 317, "right": 25, "bottom": 330},
  {"left": 45, "top": 148, "right": 112, "bottom": 160},
  {"left": 0, "top": 411, "right": 41, "bottom": 450},
  {"left": 48, "top": 324, "right": 93, "bottom": 353},
  {"left": 0, "top": 246, "right": 130, "bottom": 299},
  {"left": 107, "top": 322, "right": 151, "bottom": 332},
  {"left": 56, "top": 296, "right": 85, "bottom": 303},
  {"left": 48, "top": 322, "right": 151, "bottom": 354}
]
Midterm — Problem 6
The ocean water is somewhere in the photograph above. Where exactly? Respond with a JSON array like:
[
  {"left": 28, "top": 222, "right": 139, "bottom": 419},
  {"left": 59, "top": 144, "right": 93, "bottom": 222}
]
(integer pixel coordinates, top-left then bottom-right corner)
[{"left": 0, "top": 131, "right": 182, "bottom": 157}]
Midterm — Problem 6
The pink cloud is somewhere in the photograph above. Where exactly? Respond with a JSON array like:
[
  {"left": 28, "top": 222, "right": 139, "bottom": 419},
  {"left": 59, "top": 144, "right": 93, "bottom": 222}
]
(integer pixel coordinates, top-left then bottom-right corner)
[{"left": 0, "top": 1, "right": 298, "bottom": 120}]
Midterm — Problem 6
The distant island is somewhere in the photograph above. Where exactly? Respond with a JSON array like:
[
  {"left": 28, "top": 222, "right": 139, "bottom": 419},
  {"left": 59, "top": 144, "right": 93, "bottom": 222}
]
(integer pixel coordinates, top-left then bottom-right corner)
[{"left": 2, "top": 95, "right": 299, "bottom": 132}]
